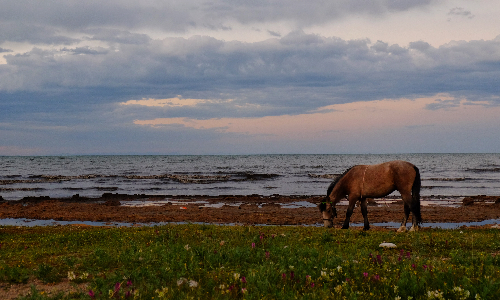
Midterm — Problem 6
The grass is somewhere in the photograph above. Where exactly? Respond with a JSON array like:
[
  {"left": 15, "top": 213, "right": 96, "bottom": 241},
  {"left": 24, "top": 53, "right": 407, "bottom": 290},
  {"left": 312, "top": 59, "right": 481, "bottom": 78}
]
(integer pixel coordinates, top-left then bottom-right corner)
[{"left": 1, "top": 224, "right": 500, "bottom": 299}]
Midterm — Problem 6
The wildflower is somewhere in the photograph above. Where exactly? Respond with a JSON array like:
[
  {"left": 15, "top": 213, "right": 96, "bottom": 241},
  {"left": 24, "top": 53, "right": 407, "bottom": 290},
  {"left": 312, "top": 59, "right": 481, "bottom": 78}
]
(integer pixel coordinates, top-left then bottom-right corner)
[
  {"left": 412, "top": 264, "right": 416, "bottom": 269},
  {"left": 427, "top": 290, "right": 444, "bottom": 299},
  {"left": 311, "top": 282, "right": 315, "bottom": 287},
  {"left": 241, "top": 287, "right": 247, "bottom": 293},
  {"left": 188, "top": 280, "right": 198, "bottom": 288},
  {"left": 155, "top": 287, "right": 168, "bottom": 297},
  {"left": 289, "top": 265, "right": 294, "bottom": 269},
  {"left": 177, "top": 277, "right": 187, "bottom": 286},
  {"left": 334, "top": 285, "right": 343, "bottom": 293},
  {"left": 251, "top": 242, "right": 256, "bottom": 248},
  {"left": 260, "top": 235, "right": 264, "bottom": 240},
  {"left": 126, "top": 279, "right": 133, "bottom": 286},
  {"left": 184, "top": 244, "right": 190, "bottom": 250},
  {"left": 220, "top": 240, "right": 225, "bottom": 246},
  {"left": 395, "top": 297, "right": 401, "bottom": 300},
  {"left": 125, "top": 291, "right": 131, "bottom": 298},
  {"left": 337, "top": 265, "right": 342, "bottom": 272},
  {"left": 306, "top": 275, "right": 311, "bottom": 282},
  {"left": 234, "top": 273, "right": 240, "bottom": 280},
  {"left": 372, "top": 274, "right": 380, "bottom": 282},
  {"left": 363, "top": 272, "right": 369, "bottom": 278},
  {"left": 406, "top": 252, "right": 411, "bottom": 259},
  {"left": 241, "top": 276, "right": 247, "bottom": 283},
  {"left": 265, "top": 251, "right": 270, "bottom": 259},
  {"left": 80, "top": 272, "right": 89, "bottom": 280},
  {"left": 320, "top": 271, "right": 327, "bottom": 277},
  {"left": 282, "top": 273, "right": 286, "bottom": 279},
  {"left": 376, "top": 254, "right": 382, "bottom": 264},
  {"left": 88, "top": 290, "right": 95, "bottom": 299},
  {"left": 475, "top": 294, "right": 481, "bottom": 300},
  {"left": 67, "top": 271, "right": 76, "bottom": 281}
]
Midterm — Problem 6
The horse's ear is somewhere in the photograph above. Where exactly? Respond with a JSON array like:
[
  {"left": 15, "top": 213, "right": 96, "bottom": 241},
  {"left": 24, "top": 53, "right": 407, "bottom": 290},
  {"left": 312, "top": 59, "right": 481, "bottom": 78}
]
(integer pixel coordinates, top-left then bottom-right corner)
[{"left": 318, "top": 201, "right": 327, "bottom": 212}]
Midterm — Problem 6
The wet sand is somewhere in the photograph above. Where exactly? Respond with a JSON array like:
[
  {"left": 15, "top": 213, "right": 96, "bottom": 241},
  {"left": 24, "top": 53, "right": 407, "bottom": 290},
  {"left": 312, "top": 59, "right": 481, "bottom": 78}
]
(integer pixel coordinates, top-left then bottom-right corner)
[{"left": 1, "top": 194, "right": 500, "bottom": 229}]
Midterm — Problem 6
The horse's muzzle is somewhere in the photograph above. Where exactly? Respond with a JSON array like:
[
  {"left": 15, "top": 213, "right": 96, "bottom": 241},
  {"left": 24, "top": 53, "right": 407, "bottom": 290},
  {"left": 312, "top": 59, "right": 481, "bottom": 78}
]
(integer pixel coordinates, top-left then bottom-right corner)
[{"left": 323, "top": 219, "right": 333, "bottom": 228}]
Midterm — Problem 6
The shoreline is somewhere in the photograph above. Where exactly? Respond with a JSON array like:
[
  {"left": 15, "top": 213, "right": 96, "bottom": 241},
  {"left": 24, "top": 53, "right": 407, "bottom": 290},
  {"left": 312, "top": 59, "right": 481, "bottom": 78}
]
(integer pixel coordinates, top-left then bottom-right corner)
[{"left": 1, "top": 194, "right": 500, "bottom": 229}]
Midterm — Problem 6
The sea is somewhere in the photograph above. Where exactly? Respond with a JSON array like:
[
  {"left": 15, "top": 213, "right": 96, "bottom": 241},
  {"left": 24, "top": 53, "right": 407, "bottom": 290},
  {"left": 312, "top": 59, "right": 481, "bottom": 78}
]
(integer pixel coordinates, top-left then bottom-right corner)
[{"left": 1, "top": 153, "right": 500, "bottom": 201}]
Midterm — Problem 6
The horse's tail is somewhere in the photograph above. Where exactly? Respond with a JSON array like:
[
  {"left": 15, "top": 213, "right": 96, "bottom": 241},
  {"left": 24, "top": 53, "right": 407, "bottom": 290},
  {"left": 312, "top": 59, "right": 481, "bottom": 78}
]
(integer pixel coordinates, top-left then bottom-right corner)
[{"left": 411, "top": 165, "right": 422, "bottom": 224}]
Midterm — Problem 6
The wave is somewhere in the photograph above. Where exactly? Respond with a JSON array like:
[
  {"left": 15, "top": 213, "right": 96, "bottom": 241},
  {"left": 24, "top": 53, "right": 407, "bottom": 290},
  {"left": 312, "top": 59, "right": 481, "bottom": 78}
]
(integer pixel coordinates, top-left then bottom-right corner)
[
  {"left": 1, "top": 172, "right": 280, "bottom": 185},
  {"left": 466, "top": 167, "right": 500, "bottom": 173},
  {"left": 426, "top": 177, "right": 467, "bottom": 182}
]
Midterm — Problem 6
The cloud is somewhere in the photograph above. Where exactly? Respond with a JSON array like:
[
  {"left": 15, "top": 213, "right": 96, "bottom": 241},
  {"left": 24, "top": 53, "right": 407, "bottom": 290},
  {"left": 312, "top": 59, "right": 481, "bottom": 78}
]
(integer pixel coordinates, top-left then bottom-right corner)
[
  {"left": 0, "top": 47, "right": 13, "bottom": 53},
  {"left": 0, "top": 0, "right": 440, "bottom": 44},
  {"left": 1, "top": 31, "right": 500, "bottom": 125},
  {"left": 448, "top": 7, "right": 474, "bottom": 19}
]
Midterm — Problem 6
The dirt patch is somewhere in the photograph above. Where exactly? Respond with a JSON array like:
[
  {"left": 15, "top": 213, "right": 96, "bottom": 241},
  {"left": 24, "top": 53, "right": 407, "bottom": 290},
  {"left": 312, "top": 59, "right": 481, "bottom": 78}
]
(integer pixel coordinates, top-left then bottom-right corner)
[
  {"left": 0, "top": 279, "right": 89, "bottom": 300},
  {"left": 1, "top": 194, "right": 500, "bottom": 226}
]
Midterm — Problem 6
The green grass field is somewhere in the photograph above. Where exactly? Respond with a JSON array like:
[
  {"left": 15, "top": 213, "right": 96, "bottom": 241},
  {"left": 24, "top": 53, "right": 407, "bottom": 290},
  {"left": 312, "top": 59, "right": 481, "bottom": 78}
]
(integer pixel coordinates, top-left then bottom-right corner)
[{"left": 1, "top": 224, "right": 500, "bottom": 299}]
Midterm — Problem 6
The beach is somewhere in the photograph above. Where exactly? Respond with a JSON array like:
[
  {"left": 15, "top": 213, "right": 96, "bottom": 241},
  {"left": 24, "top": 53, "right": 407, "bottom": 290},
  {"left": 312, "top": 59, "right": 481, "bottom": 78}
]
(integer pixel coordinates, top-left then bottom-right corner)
[{"left": 2, "top": 194, "right": 500, "bottom": 229}]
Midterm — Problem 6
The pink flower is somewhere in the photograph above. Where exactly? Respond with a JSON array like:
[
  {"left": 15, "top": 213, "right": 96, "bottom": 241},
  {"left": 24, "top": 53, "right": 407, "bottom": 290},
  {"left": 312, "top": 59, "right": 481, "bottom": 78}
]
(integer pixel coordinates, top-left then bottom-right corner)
[
  {"left": 126, "top": 280, "right": 133, "bottom": 286},
  {"left": 311, "top": 282, "right": 315, "bottom": 287},
  {"left": 114, "top": 282, "right": 121, "bottom": 292},
  {"left": 265, "top": 251, "right": 270, "bottom": 259},
  {"left": 290, "top": 271, "right": 295, "bottom": 279},
  {"left": 251, "top": 242, "right": 256, "bottom": 248},
  {"left": 88, "top": 290, "right": 95, "bottom": 299},
  {"left": 241, "top": 276, "right": 247, "bottom": 283},
  {"left": 282, "top": 273, "right": 286, "bottom": 279},
  {"left": 363, "top": 272, "right": 368, "bottom": 278}
]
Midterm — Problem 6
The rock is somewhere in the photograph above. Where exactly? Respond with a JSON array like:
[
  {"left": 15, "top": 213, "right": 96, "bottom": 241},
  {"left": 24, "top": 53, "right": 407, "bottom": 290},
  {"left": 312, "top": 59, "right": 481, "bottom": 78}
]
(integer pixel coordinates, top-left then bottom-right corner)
[
  {"left": 462, "top": 197, "right": 475, "bottom": 206},
  {"left": 379, "top": 242, "right": 397, "bottom": 248},
  {"left": 103, "top": 199, "right": 121, "bottom": 206}
]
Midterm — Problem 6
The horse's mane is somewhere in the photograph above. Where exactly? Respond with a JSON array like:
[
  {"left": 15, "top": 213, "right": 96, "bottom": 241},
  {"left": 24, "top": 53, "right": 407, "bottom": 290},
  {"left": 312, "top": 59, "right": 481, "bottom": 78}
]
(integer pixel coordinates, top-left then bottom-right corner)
[
  {"left": 326, "top": 167, "right": 353, "bottom": 196},
  {"left": 319, "top": 167, "right": 353, "bottom": 212}
]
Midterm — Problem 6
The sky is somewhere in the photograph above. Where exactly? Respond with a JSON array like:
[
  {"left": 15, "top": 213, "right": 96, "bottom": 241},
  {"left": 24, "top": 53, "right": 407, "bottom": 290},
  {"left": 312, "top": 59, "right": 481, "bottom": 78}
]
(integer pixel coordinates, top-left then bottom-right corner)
[{"left": 1, "top": 0, "right": 500, "bottom": 155}]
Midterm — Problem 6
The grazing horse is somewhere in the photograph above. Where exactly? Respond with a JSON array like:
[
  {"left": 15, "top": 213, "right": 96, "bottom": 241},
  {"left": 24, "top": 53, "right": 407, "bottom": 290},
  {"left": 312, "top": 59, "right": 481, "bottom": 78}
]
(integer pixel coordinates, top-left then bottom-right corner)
[{"left": 319, "top": 160, "right": 421, "bottom": 232}]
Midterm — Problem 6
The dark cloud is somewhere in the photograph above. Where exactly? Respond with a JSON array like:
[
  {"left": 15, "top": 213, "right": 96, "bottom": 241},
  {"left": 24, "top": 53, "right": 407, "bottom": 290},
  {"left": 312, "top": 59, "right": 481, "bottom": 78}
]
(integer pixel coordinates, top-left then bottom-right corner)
[
  {"left": 0, "top": 0, "right": 440, "bottom": 45},
  {"left": 1, "top": 32, "right": 500, "bottom": 122},
  {"left": 0, "top": 47, "right": 13, "bottom": 53}
]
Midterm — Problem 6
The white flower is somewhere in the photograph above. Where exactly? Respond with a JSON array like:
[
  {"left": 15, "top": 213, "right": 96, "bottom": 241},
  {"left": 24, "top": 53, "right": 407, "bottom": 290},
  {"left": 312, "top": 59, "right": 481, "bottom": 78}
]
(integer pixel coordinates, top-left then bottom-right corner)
[
  {"left": 289, "top": 265, "right": 294, "bottom": 269},
  {"left": 184, "top": 244, "right": 190, "bottom": 250},
  {"left": 337, "top": 266, "right": 342, "bottom": 272},
  {"left": 188, "top": 280, "right": 198, "bottom": 288},
  {"left": 234, "top": 273, "right": 240, "bottom": 280},
  {"left": 67, "top": 271, "right": 76, "bottom": 281},
  {"left": 79, "top": 272, "right": 89, "bottom": 279}
]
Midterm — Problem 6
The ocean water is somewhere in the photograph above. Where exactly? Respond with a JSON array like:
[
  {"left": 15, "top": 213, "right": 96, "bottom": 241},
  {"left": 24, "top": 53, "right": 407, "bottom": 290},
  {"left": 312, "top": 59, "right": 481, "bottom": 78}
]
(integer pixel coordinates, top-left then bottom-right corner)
[{"left": 1, "top": 154, "right": 500, "bottom": 200}]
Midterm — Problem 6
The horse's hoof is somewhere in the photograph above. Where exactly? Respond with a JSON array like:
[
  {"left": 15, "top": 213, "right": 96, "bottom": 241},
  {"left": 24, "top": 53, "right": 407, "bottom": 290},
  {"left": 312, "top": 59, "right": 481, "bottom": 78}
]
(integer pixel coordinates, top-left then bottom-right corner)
[
  {"left": 409, "top": 225, "right": 419, "bottom": 232},
  {"left": 397, "top": 226, "right": 407, "bottom": 233},
  {"left": 341, "top": 226, "right": 349, "bottom": 230},
  {"left": 363, "top": 226, "right": 370, "bottom": 231}
]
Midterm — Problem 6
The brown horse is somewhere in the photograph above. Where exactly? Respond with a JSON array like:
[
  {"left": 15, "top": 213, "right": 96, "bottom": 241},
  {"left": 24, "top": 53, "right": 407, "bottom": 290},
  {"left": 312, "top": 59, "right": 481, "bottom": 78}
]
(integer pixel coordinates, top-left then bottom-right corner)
[{"left": 318, "top": 160, "right": 421, "bottom": 231}]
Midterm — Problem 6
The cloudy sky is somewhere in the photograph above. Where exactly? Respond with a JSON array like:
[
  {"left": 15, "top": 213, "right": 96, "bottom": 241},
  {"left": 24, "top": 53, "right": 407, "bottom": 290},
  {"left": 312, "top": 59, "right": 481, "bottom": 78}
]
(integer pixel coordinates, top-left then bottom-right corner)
[{"left": 1, "top": 0, "right": 499, "bottom": 155}]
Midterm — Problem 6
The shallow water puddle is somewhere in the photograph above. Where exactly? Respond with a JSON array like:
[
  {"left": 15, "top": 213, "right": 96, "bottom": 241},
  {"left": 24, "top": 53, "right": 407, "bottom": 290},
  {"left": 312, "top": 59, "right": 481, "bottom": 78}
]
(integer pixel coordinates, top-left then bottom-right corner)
[{"left": 1, "top": 217, "right": 499, "bottom": 229}]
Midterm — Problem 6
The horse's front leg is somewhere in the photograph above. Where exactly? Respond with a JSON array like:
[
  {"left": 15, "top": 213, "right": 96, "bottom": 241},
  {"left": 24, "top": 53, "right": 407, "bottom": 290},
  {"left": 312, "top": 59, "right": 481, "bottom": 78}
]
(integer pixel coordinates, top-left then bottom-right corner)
[
  {"left": 341, "top": 196, "right": 358, "bottom": 229},
  {"left": 360, "top": 198, "right": 370, "bottom": 231}
]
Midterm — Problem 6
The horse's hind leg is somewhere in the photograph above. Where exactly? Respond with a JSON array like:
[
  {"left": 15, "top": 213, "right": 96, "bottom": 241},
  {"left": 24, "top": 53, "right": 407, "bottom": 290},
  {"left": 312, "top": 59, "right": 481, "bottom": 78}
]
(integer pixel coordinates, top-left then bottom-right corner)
[
  {"left": 397, "top": 203, "right": 410, "bottom": 232},
  {"left": 409, "top": 211, "right": 420, "bottom": 232},
  {"left": 360, "top": 198, "right": 370, "bottom": 231}
]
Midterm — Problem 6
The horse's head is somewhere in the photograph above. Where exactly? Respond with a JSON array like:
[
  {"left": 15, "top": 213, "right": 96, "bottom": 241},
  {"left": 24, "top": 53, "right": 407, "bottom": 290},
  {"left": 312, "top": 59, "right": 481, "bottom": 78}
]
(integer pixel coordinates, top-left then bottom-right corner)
[{"left": 318, "top": 197, "right": 336, "bottom": 228}]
